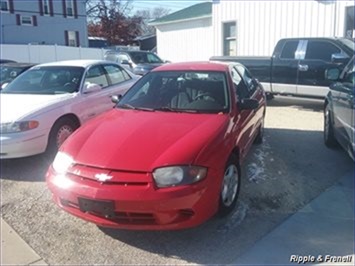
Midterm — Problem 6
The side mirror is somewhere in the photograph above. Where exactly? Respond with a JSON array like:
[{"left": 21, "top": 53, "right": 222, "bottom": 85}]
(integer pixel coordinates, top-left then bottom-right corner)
[
  {"left": 331, "top": 53, "right": 349, "bottom": 63},
  {"left": 83, "top": 83, "right": 102, "bottom": 94},
  {"left": 239, "top": 98, "right": 259, "bottom": 110},
  {"left": 111, "top": 94, "right": 122, "bottom": 104},
  {"left": 325, "top": 68, "right": 340, "bottom": 81}
]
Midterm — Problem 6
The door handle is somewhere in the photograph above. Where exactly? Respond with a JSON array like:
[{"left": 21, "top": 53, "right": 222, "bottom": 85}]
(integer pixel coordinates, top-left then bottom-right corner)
[{"left": 298, "top": 64, "right": 309, "bottom": 71}]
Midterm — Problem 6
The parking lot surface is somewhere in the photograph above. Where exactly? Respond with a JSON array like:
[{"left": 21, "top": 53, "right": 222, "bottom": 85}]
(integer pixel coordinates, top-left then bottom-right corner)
[{"left": 1, "top": 96, "right": 353, "bottom": 264}]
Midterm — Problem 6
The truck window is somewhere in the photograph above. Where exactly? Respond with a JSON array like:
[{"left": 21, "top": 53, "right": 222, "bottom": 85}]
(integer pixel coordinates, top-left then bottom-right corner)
[
  {"left": 305, "top": 41, "right": 341, "bottom": 62},
  {"left": 280, "top": 41, "right": 299, "bottom": 59}
]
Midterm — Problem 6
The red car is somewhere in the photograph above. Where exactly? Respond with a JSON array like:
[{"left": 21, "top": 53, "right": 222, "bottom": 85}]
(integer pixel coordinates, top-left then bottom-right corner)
[{"left": 46, "top": 62, "right": 266, "bottom": 230}]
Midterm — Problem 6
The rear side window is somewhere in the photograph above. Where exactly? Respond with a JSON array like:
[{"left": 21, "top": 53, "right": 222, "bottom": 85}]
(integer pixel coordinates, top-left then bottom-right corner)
[
  {"left": 85, "top": 65, "right": 109, "bottom": 88},
  {"left": 305, "top": 41, "right": 341, "bottom": 61},
  {"left": 103, "top": 65, "right": 131, "bottom": 85},
  {"left": 280, "top": 41, "right": 299, "bottom": 59}
]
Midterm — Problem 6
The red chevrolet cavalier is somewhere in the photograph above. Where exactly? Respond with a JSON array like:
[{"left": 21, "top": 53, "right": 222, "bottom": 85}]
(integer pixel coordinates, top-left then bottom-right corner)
[{"left": 46, "top": 62, "right": 266, "bottom": 230}]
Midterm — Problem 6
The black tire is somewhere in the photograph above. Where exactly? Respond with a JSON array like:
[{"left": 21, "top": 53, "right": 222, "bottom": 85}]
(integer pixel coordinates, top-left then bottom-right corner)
[
  {"left": 254, "top": 116, "right": 264, "bottom": 144},
  {"left": 218, "top": 155, "right": 241, "bottom": 217},
  {"left": 46, "top": 117, "right": 78, "bottom": 155},
  {"left": 324, "top": 105, "right": 337, "bottom": 148}
]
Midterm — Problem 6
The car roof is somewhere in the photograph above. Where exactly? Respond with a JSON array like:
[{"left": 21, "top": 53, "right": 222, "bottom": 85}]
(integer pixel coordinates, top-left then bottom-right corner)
[
  {"left": 152, "top": 61, "right": 231, "bottom": 72},
  {"left": 37, "top": 60, "right": 114, "bottom": 68},
  {"left": 0, "top": 63, "right": 36, "bottom": 67}
]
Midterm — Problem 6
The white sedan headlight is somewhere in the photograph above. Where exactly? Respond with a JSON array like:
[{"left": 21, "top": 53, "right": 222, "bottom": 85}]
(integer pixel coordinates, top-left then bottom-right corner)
[
  {"left": 153, "top": 166, "right": 207, "bottom": 188},
  {"left": 0, "top": 121, "right": 39, "bottom": 134},
  {"left": 52, "top": 152, "right": 74, "bottom": 174}
]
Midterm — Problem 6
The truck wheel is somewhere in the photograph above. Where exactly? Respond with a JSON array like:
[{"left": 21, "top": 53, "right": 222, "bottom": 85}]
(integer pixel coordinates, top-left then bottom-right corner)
[
  {"left": 324, "top": 105, "right": 337, "bottom": 148},
  {"left": 218, "top": 155, "right": 241, "bottom": 217},
  {"left": 46, "top": 117, "right": 78, "bottom": 155}
]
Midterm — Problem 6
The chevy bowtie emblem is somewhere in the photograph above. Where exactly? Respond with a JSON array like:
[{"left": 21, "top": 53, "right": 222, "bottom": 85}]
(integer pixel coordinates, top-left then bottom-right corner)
[{"left": 95, "top": 173, "right": 113, "bottom": 182}]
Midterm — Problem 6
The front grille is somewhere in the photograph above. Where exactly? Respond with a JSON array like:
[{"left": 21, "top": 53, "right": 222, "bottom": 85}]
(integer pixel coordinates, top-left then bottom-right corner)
[{"left": 60, "top": 198, "right": 157, "bottom": 225}]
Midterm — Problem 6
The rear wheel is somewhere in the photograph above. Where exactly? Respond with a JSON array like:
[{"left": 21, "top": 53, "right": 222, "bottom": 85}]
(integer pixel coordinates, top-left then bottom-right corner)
[
  {"left": 324, "top": 105, "right": 337, "bottom": 148},
  {"left": 46, "top": 117, "right": 78, "bottom": 155},
  {"left": 218, "top": 155, "right": 241, "bottom": 217}
]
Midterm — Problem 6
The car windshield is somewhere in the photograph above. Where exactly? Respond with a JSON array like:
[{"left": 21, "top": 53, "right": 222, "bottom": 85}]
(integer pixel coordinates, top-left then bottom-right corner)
[
  {"left": 1, "top": 66, "right": 85, "bottom": 94},
  {"left": 117, "top": 71, "right": 230, "bottom": 114},
  {"left": 129, "top": 52, "right": 163, "bottom": 64}
]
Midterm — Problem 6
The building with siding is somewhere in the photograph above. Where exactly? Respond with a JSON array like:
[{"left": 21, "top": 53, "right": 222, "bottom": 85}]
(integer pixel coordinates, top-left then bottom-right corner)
[
  {"left": 151, "top": 2, "right": 213, "bottom": 62},
  {"left": 151, "top": 0, "right": 354, "bottom": 62},
  {"left": 0, "top": 0, "right": 88, "bottom": 47}
]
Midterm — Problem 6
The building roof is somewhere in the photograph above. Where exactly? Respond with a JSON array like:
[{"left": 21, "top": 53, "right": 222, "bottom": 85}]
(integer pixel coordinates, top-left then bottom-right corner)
[{"left": 150, "top": 2, "right": 212, "bottom": 25}]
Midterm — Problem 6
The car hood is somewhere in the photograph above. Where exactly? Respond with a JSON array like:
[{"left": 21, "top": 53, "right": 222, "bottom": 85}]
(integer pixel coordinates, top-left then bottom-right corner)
[
  {"left": 62, "top": 109, "right": 229, "bottom": 172},
  {"left": 0, "top": 93, "right": 74, "bottom": 123}
]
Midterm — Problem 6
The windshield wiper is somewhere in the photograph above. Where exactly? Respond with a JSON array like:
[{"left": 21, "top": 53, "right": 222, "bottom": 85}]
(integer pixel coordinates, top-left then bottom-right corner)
[
  {"left": 118, "top": 104, "right": 154, "bottom": 112},
  {"left": 154, "top": 107, "right": 199, "bottom": 113}
]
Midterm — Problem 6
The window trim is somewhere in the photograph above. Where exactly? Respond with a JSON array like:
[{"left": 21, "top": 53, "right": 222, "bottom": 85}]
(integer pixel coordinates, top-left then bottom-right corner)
[
  {"left": 66, "top": 0, "right": 74, "bottom": 18},
  {"left": 222, "top": 20, "right": 237, "bottom": 56},
  {"left": 21, "top": 15, "right": 34, "bottom": 26},
  {"left": 43, "top": 0, "right": 50, "bottom": 15},
  {"left": 0, "top": 0, "right": 9, "bottom": 13}
]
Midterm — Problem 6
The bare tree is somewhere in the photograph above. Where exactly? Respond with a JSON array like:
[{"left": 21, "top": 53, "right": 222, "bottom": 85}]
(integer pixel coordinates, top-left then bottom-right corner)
[{"left": 135, "top": 7, "right": 170, "bottom": 35}]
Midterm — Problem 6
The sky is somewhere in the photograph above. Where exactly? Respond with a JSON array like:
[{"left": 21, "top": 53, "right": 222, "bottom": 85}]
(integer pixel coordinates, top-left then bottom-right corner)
[{"left": 131, "top": 0, "right": 209, "bottom": 13}]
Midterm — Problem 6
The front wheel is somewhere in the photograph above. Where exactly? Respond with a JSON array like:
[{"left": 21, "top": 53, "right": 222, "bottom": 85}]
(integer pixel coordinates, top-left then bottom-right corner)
[
  {"left": 324, "top": 105, "right": 337, "bottom": 148},
  {"left": 46, "top": 117, "right": 78, "bottom": 155},
  {"left": 218, "top": 155, "right": 241, "bottom": 217}
]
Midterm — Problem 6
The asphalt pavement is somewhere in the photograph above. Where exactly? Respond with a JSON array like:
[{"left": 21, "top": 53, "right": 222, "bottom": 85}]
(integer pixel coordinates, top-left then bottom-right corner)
[{"left": 2, "top": 170, "right": 353, "bottom": 265}]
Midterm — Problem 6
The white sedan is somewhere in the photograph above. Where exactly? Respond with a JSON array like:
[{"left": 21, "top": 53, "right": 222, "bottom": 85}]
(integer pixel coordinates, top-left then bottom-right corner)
[{"left": 0, "top": 60, "right": 139, "bottom": 159}]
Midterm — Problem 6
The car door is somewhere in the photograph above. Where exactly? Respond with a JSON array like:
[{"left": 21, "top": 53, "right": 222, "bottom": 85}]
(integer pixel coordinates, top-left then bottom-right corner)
[
  {"left": 272, "top": 39, "right": 300, "bottom": 94},
  {"left": 78, "top": 64, "right": 110, "bottom": 122},
  {"left": 102, "top": 64, "right": 135, "bottom": 106},
  {"left": 297, "top": 40, "right": 349, "bottom": 97},
  {"left": 231, "top": 66, "right": 259, "bottom": 160},
  {"left": 332, "top": 59, "right": 355, "bottom": 154}
]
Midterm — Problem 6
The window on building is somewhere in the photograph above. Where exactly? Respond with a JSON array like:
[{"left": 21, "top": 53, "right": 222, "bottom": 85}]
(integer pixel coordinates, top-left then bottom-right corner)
[
  {"left": 67, "top": 31, "right": 77, "bottom": 46},
  {"left": 305, "top": 41, "right": 341, "bottom": 62},
  {"left": 43, "top": 0, "right": 50, "bottom": 15},
  {"left": 66, "top": 0, "right": 74, "bottom": 17},
  {"left": 1, "top": 0, "right": 9, "bottom": 12},
  {"left": 223, "top": 22, "right": 237, "bottom": 56},
  {"left": 21, "top": 16, "right": 33, "bottom": 26}
]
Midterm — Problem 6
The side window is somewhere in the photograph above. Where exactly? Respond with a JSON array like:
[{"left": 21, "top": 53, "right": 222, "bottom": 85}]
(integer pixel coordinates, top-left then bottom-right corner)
[
  {"left": 305, "top": 41, "right": 341, "bottom": 62},
  {"left": 84, "top": 65, "right": 108, "bottom": 88},
  {"left": 231, "top": 67, "right": 249, "bottom": 100},
  {"left": 280, "top": 41, "right": 299, "bottom": 59},
  {"left": 103, "top": 65, "right": 131, "bottom": 85}
]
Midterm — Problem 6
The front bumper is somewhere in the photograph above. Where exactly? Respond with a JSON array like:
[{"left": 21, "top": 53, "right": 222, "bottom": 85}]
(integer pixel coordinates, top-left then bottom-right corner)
[
  {"left": 0, "top": 129, "right": 48, "bottom": 159},
  {"left": 46, "top": 166, "right": 221, "bottom": 230}
]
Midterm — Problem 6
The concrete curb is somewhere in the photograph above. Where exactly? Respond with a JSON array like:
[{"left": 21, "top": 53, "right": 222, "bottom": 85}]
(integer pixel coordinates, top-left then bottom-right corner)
[{"left": 1, "top": 218, "right": 47, "bottom": 265}]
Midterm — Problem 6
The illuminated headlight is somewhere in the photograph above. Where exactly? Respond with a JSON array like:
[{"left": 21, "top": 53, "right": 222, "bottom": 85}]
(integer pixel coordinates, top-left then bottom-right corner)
[
  {"left": 153, "top": 166, "right": 207, "bottom": 188},
  {"left": 52, "top": 152, "right": 74, "bottom": 174},
  {"left": 0, "top": 121, "right": 39, "bottom": 134}
]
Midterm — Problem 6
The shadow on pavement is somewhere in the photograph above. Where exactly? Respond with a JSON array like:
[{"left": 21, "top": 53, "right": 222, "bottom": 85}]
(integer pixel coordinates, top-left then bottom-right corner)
[
  {"left": 268, "top": 96, "right": 324, "bottom": 112},
  {"left": 0, "top": 154, "right": 53, "bottom": 182}
]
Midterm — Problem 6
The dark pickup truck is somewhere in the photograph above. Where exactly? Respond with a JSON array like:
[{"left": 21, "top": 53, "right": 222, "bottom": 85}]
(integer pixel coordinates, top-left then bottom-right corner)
[{"left": 211, "top": 38, "right": 354, "bottom": 98}]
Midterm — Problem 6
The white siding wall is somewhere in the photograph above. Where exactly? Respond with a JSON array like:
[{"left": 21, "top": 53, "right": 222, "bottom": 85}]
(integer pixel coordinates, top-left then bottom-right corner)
[
  {"left": 213, "top": 0, "right": 354, "bottom": 56},
  {"left": 156, "top": 17, "right": 213, "bottom": 62},
  {"left": 0, "top": 44, "right": 106, "bottom": 63}
]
